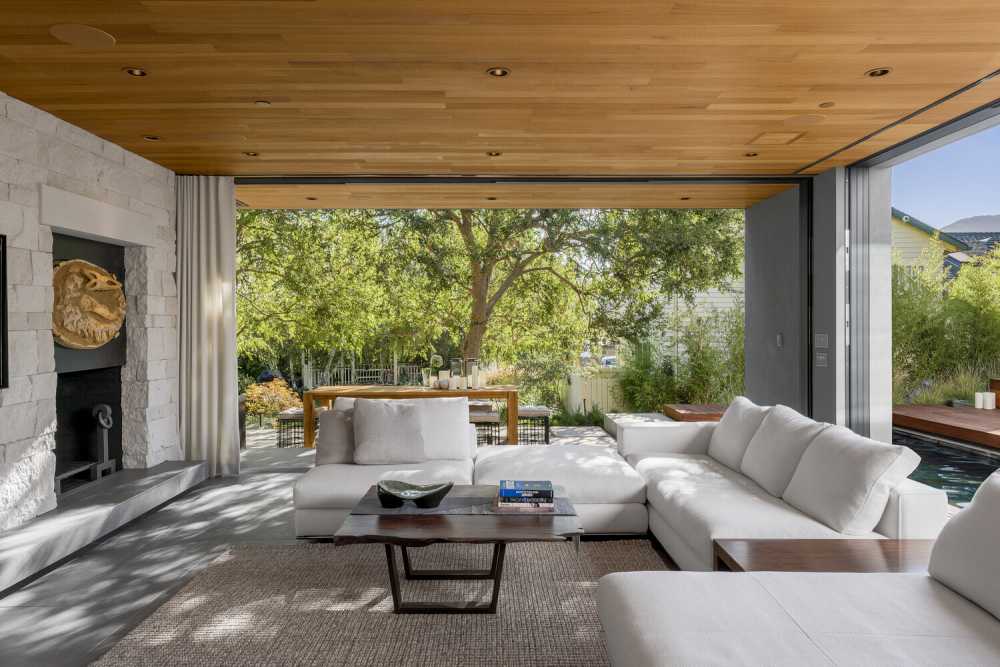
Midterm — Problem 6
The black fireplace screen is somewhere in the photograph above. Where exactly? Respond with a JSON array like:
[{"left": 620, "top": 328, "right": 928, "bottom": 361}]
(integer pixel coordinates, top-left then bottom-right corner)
[{"left": 0, "top": 234, "right": 8, "bottom": 389}]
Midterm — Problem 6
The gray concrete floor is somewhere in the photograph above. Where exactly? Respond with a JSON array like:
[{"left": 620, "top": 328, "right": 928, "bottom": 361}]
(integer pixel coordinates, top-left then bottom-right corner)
[
  {"left": 0, "top": 429, "right": 310, "bottom": 667},
  {"left": 0, "top": 425, "right": 615, "bottom": 666}
]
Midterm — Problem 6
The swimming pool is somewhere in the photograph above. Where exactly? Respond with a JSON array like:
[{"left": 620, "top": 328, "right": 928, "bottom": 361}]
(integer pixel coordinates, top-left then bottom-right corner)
[{"left": 896, "top": 430, "right": 1000, "bottom": 507}]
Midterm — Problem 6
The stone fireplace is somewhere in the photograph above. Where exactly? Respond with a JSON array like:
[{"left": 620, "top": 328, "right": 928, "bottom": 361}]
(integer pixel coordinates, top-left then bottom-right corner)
[{"left": 0, "top": 91, "right": 182, "bottom": 532}]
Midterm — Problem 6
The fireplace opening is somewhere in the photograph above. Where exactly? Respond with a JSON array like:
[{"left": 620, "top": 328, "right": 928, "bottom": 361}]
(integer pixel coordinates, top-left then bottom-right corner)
[
  {"left": 54, "top": 367, "right": 123, "bottom": 494},
  {"left": 53, "top": 233, "right": 126, "bottom": 496}
]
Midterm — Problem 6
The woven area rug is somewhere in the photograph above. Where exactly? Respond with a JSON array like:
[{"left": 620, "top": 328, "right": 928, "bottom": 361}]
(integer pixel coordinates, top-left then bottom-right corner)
[{"left": 94, "top": 540, "right": 669, "bottom": 666}]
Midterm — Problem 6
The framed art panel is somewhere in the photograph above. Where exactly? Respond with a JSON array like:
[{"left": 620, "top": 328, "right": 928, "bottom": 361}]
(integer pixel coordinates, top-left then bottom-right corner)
[{"left": 0, "top": 235, "right": 7, "bottom": 389}]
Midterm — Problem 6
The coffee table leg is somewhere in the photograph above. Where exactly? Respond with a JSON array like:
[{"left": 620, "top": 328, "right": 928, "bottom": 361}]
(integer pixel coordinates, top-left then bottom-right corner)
[
  {"left": 384, "top": 544, "right": 403, "bottom": 612},
  {"left": 487, "top": 543, "right": 507, "bottom": 613},
  {"left": 383, "top": 543, "right": 507, "bottom": 614}
]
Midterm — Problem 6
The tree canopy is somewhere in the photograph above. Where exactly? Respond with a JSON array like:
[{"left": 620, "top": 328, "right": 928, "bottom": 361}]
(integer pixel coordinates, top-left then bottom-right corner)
[{"left": 236, "top": 207, "right": 744, "bottom": 372}]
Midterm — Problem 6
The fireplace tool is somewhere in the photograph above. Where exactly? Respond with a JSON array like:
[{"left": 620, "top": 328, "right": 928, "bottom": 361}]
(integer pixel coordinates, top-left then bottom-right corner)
[{"left": 92, "top": 403, "right": 118, "bottom": 478}]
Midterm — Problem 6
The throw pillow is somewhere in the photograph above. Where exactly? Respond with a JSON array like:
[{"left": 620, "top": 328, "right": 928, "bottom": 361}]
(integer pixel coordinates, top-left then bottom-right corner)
[
  {"left": 315, "top": 408, "right": 354, "bottom": 465},
  {"left": 352, "top": 399, "right": 426, "bottom": 464},
  {"left": 706, "top": 396, "right": 769, "bottom": 470},
  {"left": 783, "top": 425, "right": 920, "bottom": 534},
  {"left": 740, "top": 405, "right": 828, "bottom": 496},
  {"left": 929, "top": 471, "right": 1000, "bottom": 620},
  {"left": 418, "top": 397, "right": 473, "bottom": 460}
]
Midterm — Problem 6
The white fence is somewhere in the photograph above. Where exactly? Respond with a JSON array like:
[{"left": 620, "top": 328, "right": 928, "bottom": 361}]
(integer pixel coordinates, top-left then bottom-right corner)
[
  {"left": 312, "top": 364, "right": 423, "bottom": 387},
  {"left": 565, "top": 371, "right": 625, "bottom": 413}
]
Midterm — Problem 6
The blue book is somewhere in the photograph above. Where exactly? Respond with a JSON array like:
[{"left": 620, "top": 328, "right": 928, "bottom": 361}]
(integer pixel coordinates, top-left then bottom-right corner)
[{"left": 498, "top": 480, "right": 554, "bottom": 497}]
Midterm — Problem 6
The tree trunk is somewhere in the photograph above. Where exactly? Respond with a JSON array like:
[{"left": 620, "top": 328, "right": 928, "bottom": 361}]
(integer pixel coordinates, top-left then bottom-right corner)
[
  {"left": 463, "top": 319, "right": 487, "bottom": 359},
  {"left": 463, "top": 262, "right": 491, "bottom": 359}
]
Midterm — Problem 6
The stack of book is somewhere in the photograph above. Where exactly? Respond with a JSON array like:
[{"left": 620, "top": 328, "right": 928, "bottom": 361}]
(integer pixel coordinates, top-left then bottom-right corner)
[{"left": 497, "top": 480, "right": 554, "bottom": 512}]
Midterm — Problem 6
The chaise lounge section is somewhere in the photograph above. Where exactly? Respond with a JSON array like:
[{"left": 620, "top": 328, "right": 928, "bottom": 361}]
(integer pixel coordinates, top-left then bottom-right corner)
[{"left": 598, "top": 470, "right": 1000, "bottom": 666}]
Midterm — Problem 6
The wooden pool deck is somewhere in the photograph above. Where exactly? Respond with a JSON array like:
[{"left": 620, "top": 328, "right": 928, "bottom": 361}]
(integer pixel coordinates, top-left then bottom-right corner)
[{"left": 893, "top": 404, "right": 1000, "bottom": 450}]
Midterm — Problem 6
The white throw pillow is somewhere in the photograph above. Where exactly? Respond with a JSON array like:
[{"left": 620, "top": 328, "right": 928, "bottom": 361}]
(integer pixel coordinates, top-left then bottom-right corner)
[
  {"left": 332, "top": 397, "right": 355, "bottom": 411},
  {"left": 929, "top": 471, "right": 1000, "bottom": 620},
  {"left": 315, "top": 408, "right": 354, "bottom": 465},
  {"left": 740, "top": 405, "right": 828, "bottom": 497},
  {"left": 418, "top": 397, "right": 472, "bottom": 460},
  {"left": 352, "top": 399, "right": 426, "bottom": 464},
  {"left": 783, "top": 425, "right": 920, "bottom": 534},
  {"left": 706, "top": 396, "right": 769, "bottom": 470}
]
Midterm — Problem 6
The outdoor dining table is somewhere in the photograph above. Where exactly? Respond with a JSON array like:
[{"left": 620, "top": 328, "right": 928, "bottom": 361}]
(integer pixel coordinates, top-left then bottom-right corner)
[{"left": 302, "top": 385, "right": 521, "bottom": 448}]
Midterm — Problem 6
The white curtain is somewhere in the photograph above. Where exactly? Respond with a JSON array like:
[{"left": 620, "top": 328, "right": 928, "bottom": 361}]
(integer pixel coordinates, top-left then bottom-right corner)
[{"left": 177, "top": 175, "right": 239, "bottom": 476}]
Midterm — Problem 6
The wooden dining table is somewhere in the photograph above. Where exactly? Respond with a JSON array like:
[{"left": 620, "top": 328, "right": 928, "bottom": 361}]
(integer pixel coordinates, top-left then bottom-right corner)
[{"left": 302, "top": 384, "right": 520, "bottom": 448}]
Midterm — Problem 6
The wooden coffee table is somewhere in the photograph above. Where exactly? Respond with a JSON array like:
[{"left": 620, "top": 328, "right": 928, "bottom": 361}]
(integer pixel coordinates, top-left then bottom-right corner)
[
  {"left": 335, "top": 485, "right": 583, "bottom": 614},
  {"left": 713, "top": 538, "right": 935, "bottom": 573}
]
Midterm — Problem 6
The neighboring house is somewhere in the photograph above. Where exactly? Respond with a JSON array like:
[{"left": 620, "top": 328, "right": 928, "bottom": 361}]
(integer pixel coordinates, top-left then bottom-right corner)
[
  {"left": 942, "top": 214, "right": 1000, "bottom": 257},
  {"left": 891, "top": 207, "right": 970, "bottom": 266}
]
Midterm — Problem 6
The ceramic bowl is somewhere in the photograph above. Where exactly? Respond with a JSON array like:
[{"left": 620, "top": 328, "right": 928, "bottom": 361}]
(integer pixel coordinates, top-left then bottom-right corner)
[{"left": 377, "top": 480, "right": 454, "bottom": 508}]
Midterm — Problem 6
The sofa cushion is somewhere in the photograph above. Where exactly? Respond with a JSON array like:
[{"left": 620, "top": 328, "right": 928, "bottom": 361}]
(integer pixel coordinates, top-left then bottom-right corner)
[
  {"left": 315, "top": 408, "right": 354, "bottom": 465},
  {"left": 293, "top": 459, "right": 473, "bottom": 510},
  {"left": 783, "top": 426, "right": 920, "bottom": 534},
  {"left": 598, "top": 571, "right": 831, "bottom": 666},
  {"left": 706, "top": 396, "right": 768, "bottom": 470},
  {"left": 352, "top": 399, "right": 426, "bottom": 464},
  {"left": 930, "top": 471, "right": 1000, "bottom": 620},
  {"left": 418, "top": 396, "right": 473, "bottom": 460},
  {"left": 740, "top": 405, "right": 828, "bottom": 497},
  {"left": 474, "top": 444, "right": 646, "bottom": 505},
  {"left": 599, "top": 570, "right": 1000, "bottom": 667},
  {"left": 638, "top": 454, "right": 850, "bottom": 569}
]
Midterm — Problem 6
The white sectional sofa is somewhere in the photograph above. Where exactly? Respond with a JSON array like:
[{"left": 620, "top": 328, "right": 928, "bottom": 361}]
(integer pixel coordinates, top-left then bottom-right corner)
[
  {"left": 599, "top": 471, "right": 1000, "bottom": 666},
  {"left": 295, "top": 396, "right": 949, "bottom": 563},
  {"left": 616, "top": 398, "right": 950, "bottom": 570}
]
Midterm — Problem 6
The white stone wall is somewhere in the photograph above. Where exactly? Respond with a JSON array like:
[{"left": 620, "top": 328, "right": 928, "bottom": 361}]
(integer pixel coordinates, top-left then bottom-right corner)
[{"left": 0, "top": 91, "right": 179, "bottom": 532}]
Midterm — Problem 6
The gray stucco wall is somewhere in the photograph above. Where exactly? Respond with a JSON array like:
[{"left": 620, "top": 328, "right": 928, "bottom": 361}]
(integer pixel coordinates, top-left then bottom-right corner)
[{"left": 744, "top": 186, "right": 806, "bottom": 412}]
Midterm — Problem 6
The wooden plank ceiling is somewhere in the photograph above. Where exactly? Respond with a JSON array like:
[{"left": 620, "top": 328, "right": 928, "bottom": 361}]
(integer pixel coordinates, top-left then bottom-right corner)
[{"left": 1, "top": 1, "right": 999, "bottom": 208}]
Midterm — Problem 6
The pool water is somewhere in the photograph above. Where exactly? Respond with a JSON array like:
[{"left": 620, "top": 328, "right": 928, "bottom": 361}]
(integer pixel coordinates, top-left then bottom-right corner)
[{"left": 896, "top": 431, "right": 1000, "bottom": 507}]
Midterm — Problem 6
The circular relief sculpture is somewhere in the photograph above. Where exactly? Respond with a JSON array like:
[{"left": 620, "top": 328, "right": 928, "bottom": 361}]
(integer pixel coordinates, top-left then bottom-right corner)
[{"left": 52, "top": 259, "right": 126, "bottom": 350}]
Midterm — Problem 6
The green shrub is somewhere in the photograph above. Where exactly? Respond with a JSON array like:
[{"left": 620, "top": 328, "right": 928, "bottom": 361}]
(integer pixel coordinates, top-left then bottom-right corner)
[
  {"left": 552, "top": 402, "right": 605, "bottom": 426},
  {"left": 618, "top": 342, "right": 677, "bottom": 412},
  {"left": 618, "top": 302, "right": 744, "bottom": 411},
  {"left": 893, "top": 244, "right": 1000, "bottom": 403}
]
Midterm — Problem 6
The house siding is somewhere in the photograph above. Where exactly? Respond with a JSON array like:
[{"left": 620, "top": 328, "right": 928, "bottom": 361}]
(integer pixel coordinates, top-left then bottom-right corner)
[{"left": 891, "top": 215, "right": 958, "bottom": 266}]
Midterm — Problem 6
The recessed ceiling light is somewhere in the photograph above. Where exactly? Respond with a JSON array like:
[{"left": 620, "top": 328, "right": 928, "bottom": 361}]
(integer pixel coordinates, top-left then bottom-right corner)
[
  {"left": 744, "top": 152, "right": 759, "bottom": 157},
  {"left": 818, "top": 101, "right": 835, "bottom": 109},
  {"left": 143, "top": 135, "right": 161, "bottom": 142},
  {"left": 486, "top": 151, "right": 502, "bottom": 157},
  {"left": 486, "top": 66, "right": 510, "bottom": 77},
  {"left": 122, "top": 66, "right": 147, "bottom": 77},
  {"left": 49, "top": 24, "right": 116, "bottom": 48},
  {"left": 865, "top": 67, "right": 892, "bottom": 78},
  {"left": 243, "top": 151, "right": 259, "bottom": 157},
  {"left": 254, "top": 100, "right": 272, "bottom": 107},
  {"left": 305, "top": 196, "right": 318, "bottom": 201}
]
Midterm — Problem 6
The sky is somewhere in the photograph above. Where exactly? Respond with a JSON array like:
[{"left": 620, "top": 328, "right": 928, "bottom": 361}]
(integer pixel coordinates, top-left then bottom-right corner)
[{"left": 891, "top": 122, "right": 1000, "bottom": 229}]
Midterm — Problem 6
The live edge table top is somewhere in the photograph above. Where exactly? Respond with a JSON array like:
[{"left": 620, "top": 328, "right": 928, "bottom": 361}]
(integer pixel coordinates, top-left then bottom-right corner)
[{"left": 334, "top": 485, "right": 583, "bottom": 547}]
